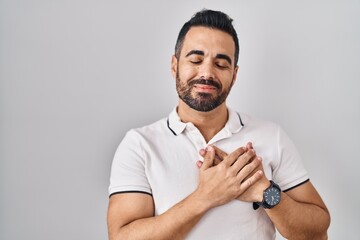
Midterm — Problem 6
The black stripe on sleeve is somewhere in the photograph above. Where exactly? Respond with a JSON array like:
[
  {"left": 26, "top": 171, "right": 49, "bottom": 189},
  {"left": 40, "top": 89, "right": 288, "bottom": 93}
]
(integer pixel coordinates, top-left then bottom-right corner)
[
  {"left": 283, "top": 179, "right": 310, "bottom": 192},
  {"left": 109, "top": 191, "right": 153, "bottom": 198}
]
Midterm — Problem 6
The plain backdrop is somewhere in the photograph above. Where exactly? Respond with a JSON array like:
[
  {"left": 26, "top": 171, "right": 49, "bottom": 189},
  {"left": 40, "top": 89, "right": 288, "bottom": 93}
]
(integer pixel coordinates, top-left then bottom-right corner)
[{"left": 1, "top": 0, "right": 359, "bottom": 239}]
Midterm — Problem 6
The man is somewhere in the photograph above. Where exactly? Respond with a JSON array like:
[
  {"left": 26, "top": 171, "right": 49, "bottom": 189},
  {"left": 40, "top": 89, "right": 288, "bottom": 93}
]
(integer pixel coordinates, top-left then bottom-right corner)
[{"left": 107, "top": 9, "right": 330, "bottom": 240}]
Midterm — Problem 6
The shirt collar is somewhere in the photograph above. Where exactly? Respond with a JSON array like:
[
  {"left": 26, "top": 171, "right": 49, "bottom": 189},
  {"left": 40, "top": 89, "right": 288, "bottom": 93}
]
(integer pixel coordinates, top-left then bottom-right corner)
[
  {"left": 226, "top": 107, "right": 244, "bottom": 134},
  {"left": 167, "top": 106, "right": 244, "bottom": 136}
]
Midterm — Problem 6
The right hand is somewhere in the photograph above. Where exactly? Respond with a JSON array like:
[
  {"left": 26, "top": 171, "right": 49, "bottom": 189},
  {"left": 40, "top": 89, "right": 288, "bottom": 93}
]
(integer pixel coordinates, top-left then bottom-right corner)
[
  {"left": 198, "top": 143, "right": 271, "bottom": 203},
  {"left": 195, "top": 146, "right": 264, "bottom": 208}
]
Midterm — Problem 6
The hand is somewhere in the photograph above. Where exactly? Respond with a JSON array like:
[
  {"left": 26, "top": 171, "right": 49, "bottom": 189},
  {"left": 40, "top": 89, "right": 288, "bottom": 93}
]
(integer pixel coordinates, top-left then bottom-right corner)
[
  {"left": 197, "top": 143, "right": 270, "bottom": 202},
  {"left": 197, "top": 142, "right": 253, "bottom": 168},
  {"left": 197, "top": 142, "right": 252, "bottom": 167},
  {"left": 195, "top": 146, "right": 264, "bottom": 208},
  {"left": 197, "top": 145, "right": 227, "bottom": 168}
]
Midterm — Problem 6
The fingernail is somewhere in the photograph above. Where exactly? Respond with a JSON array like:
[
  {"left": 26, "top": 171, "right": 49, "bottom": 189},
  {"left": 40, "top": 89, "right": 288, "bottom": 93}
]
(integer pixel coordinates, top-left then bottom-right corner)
[{"left": 206, "top": 146, "right": 214, "bottom": 151}]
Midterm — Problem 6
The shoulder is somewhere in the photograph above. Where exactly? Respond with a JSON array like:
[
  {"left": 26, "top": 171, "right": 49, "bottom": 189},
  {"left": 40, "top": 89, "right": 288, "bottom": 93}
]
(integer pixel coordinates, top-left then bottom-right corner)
[
  {"left": 126, "top": 117, "right": 169, "bottom": 139},
  {"left": 120, "top": 116, "right": 176, "bottom": 149},
  {"left": 113, "top": 117, "right": 169, "bottom": 163}
]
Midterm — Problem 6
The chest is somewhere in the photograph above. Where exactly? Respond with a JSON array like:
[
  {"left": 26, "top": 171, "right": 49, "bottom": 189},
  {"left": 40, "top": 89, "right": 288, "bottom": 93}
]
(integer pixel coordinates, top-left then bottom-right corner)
[{"left": 145, "top": 141, "right": 200, "bottom": 214}]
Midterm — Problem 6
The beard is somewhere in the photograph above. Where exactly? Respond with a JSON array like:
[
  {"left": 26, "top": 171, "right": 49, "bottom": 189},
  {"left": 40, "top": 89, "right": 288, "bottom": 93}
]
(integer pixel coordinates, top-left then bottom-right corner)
[{"left": 176, "top": 70, "right": 233, "bottom": 112}]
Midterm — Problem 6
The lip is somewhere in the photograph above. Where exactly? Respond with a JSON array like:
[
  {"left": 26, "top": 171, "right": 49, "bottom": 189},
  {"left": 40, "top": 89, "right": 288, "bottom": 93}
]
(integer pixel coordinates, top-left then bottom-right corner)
[{"left": 194, "top": 84, "right": 217, "bottom": 93}]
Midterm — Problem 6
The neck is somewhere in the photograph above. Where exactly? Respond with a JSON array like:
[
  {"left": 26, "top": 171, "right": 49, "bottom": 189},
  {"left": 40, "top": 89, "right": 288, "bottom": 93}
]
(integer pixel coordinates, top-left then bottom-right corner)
[{"left": 177, "top": 100, "right": 228, "bottom": 143}]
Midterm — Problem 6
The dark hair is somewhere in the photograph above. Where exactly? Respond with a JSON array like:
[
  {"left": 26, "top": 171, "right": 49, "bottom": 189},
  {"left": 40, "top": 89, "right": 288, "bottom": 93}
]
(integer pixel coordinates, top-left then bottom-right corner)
[{"left": 175, "top": 9, "right": 240, "bottom": 66}]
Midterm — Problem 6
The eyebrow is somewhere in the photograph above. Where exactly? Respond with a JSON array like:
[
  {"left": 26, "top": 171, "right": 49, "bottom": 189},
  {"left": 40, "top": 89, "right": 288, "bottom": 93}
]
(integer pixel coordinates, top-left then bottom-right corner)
[
  {"left": 185, "top": 50, "right": 232, "bottom": 65},
  {"left": 185, "top": 50, "right": 204, "bottom": 57}
]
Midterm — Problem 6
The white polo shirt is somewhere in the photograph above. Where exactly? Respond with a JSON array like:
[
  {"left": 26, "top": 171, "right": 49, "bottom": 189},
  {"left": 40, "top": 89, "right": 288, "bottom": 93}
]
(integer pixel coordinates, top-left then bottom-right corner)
[{"left": 109, "top": 107, "right": 309, "bottom": 240}]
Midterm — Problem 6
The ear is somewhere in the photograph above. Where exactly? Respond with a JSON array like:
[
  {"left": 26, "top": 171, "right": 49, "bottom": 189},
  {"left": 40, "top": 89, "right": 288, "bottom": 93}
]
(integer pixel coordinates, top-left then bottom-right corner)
[
  {"left": 232, "top": 65, "right": 239, "bottom": 86},
  {"left": 171, "top": 55, "right": 178, "bottom": 79}
]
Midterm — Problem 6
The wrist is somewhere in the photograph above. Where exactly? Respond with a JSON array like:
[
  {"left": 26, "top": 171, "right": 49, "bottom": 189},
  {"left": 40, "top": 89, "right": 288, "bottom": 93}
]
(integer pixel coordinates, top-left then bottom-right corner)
[
  {"left": 189, "top": 189, "right": 214, "bottom": 214},
  {"left": 255, "top": 179, "right": 271, "bottom": 202},
  {"left": 253, "top": 180, "right": 282, "bottom": 210}
]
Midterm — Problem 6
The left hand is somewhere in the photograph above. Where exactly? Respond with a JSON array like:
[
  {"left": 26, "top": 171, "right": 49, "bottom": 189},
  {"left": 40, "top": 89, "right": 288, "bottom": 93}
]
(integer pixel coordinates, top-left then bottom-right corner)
[{"left": 197, "top": 143, "right": 270, "bottom": 202}]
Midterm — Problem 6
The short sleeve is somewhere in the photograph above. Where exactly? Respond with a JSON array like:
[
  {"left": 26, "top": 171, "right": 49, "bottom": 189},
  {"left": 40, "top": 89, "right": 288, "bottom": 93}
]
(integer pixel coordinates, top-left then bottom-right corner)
[
  {"left": 108, "top": 130, "right": 152, "bottom": 197},
  {"left": 272, "top": 126, "right": 309, "bottom": 191}
]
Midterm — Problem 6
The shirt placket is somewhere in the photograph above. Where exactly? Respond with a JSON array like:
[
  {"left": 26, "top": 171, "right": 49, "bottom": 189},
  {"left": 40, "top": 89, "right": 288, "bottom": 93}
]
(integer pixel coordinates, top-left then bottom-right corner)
[{"left": 185, "top": 123, "right": 207, "bottom": 152}]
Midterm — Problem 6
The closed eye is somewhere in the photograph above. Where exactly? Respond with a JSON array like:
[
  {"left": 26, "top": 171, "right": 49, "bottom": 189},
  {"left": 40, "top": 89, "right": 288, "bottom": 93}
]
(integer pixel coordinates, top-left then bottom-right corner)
[
  {"left": 215, "top": 63, "right": 230, "bottom": 69},
  {"left": 190, "top": 60, "right": 202, "bottom": 64}
]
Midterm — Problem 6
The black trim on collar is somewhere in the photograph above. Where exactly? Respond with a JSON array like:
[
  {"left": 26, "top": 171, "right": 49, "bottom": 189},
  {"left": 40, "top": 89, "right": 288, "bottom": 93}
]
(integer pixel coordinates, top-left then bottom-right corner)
[
  {"left": 109, "top": 190, "right": 152, "bottom": 198},
  {"left": 237, "top": 112, "right": 244, "bottom": 127},
  {"left": 167, "top": 118, "right": 177, "bottom": 136},
  {"left": 283, "top": 179, "right": 310, "bottom": 192}
]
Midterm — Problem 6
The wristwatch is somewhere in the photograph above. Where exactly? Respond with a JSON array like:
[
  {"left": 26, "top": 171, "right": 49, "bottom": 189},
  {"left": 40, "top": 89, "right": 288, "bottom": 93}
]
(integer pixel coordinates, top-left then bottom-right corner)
[{"left": 253, "top": 180, "right": 281, "bottom": 210}]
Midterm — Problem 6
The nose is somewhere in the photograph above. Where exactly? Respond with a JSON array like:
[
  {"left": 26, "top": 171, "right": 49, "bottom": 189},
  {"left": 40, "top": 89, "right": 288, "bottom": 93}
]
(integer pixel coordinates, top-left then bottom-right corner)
[{"left": 198, "top": 60, "right": 215, "bottom": 80}]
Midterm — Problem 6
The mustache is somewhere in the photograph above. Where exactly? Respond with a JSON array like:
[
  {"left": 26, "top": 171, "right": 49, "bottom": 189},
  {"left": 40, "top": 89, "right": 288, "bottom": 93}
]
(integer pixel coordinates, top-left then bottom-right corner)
[{"left": 188, "top": 79, "right": 221, "bottom": 89}]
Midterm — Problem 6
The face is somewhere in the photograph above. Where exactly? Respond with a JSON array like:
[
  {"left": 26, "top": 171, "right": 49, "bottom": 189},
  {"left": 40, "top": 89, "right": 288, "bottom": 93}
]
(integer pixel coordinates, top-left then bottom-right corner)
[{"left": 172, "top": 26, "right": 238, "bottom": 112}]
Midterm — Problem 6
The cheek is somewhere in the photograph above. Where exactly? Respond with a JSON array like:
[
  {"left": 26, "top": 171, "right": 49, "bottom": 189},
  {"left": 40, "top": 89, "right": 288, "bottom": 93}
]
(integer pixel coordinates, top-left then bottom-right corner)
[
  {"left": 178, "top": 65, "right": 198, "bottom": 81},
  {"left": 217, "top": 71, "right": 234, "bottom": 85}
]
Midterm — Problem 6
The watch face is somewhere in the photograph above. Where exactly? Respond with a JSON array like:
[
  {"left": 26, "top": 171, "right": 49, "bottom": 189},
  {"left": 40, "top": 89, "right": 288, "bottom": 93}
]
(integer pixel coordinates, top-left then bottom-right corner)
[{"left": 264, "top": 187, "right": 281, "bottom": 206}]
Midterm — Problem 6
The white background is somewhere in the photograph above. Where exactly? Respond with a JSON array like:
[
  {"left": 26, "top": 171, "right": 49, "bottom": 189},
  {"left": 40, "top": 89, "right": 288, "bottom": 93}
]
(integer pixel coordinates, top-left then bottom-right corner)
[{"left": 1, "top": 0, "right": 359, "bottom": 239}]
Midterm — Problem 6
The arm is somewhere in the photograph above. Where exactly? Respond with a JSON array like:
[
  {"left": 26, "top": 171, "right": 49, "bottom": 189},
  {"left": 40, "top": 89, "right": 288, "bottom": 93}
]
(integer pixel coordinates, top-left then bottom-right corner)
[
  {"left": 199, "top": 144, "right": 330, "bottom": 239},
  {"left": 107, "top": 146, "right": 263, "bottom": 240},
  {"left": 265, "top": 181, "right": 330, "bottom": 240},
  {"left": 107, "top": 191, "right": 209, "bottom": 240}
]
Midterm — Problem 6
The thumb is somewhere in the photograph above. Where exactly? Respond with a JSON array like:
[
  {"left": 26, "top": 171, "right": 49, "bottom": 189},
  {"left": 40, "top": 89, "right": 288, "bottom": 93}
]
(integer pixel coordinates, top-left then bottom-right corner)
[{"left": 201, "top": 146, "right": 215, "bottom": 170}]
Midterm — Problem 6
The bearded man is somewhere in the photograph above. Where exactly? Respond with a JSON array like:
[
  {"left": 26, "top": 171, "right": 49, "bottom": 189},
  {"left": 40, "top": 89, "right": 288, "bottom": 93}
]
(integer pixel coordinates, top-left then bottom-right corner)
[{"left": 107, "top": 9, "right": 330, "bottom": 240}]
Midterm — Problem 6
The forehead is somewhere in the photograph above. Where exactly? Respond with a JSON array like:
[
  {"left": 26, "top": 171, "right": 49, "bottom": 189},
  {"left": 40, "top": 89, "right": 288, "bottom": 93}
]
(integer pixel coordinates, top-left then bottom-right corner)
[{"left": 181, "top": 26, "right": 235, "bottom": 58}]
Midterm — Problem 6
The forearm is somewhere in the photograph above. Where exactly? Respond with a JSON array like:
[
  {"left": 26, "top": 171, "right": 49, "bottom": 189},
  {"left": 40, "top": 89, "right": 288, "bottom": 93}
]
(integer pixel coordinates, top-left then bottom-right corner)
[
  {"left": 109, "top": 192, "right": 209, "bottom": 240},
  {"left": 266, "top": 192, "right": 330, "bottom": 240}
]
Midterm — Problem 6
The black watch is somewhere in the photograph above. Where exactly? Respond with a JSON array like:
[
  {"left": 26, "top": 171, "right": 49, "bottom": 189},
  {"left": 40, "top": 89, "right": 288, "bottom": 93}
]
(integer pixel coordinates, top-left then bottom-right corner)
[{"left": 253, "top": 180, "right": 281, "bottom": 210}]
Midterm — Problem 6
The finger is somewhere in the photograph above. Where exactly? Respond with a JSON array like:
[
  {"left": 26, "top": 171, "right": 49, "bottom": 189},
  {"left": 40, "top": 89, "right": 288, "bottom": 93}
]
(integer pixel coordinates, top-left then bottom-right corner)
[
  {"left": 239, "top": 170, "right": 263, "bottom": 192},
  {"left": 242, "top": 157, "right": 264, "bottom": 181},
  {"left": 246, "top": 142, "right": 253, "bottom": 150},
  {"left": 200, "top": 146, "right": 228, "bottom": 162},
  {"left": 230, "top": 149, "right": 257, "bottom": 174},
  {"left": 212, "top": 145, "right": 228, "bottom": 160},
  {"left": 198, "top": 147, "right": 221, "bottom": 166},
  {"left": 201, "top": 146, "right": 215, "bottom": 170},
  {"left": 196, "top": 160, "right": 203, "bottom": 168},
  {"left": 246, "top": 147, "right": 256, "bottom": 163},
  {"left": 236, "top": 156, "right": 261, "bottom": 181},
  {"left": 222, "top": 147, "right": 247, "bottom": 167},
  {"left": 199, "top": 148, "right": 206, "bottom": 157},
  {"left": 214, "top": 157, "right": 222, "bottom": 166}
]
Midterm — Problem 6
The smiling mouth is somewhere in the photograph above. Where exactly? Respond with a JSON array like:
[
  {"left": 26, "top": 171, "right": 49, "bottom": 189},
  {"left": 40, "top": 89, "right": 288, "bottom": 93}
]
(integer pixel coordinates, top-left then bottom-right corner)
[{"left": 194, "top": 84, "right": 217, "bottom": 93}]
